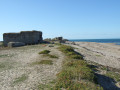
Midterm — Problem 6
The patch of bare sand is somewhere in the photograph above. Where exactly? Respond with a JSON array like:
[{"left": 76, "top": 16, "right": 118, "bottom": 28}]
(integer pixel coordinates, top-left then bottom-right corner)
[{"left": 0, "top": 44, "right": 64, "bottom": 90}]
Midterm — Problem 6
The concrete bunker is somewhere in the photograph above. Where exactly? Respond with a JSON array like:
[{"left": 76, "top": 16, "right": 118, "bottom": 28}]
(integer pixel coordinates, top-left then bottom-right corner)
[{"left": 3, "top": 30, "right": 43, "bottom": 47}]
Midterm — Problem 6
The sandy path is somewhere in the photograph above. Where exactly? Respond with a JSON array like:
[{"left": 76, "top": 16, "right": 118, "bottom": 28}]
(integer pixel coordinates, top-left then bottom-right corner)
[
  {"left": 0, "top": 44, "right": 64, "bottom": 90},
  {"left": 68, "top": 42, "right": 120, "bottom": 69}
]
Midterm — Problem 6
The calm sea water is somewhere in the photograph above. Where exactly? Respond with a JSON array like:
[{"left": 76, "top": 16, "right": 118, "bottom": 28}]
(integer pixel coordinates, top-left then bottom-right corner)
[{"left": 69, "top": 39, "right": 120, "bottom": 45}]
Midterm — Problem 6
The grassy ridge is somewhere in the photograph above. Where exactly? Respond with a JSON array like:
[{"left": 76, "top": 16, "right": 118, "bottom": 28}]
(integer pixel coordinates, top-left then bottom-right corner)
[{"left": 54, "top": 45, "right": 103, "bottom": 90}]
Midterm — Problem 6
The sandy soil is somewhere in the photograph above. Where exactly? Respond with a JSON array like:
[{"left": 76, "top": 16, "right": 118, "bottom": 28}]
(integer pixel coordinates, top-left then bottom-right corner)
[
  {"left": 0, "top": 44, "right": 64, "bottom": 90},
  {"left": 67, "top": 42, "right": 120, "bottom": 69}
]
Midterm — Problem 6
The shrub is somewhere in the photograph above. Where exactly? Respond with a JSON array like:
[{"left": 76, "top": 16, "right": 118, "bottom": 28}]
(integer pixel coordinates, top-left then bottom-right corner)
[{"left": 39, "top": 50, "right": 50, "bottom": 54}]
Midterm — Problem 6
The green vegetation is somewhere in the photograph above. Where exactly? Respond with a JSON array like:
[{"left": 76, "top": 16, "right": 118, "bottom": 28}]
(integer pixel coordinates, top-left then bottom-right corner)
[
  {"left": 0, "top": 61, "right": 13, "bottom": 71},
  {"left": 105, "top": 71, "right": 120, "bottom": 82},
  {"left": 54, "top": 45, "right": 103, "bottom": 90},
  {"left": 43, "top": 54, "right": 58, "bottom": 58},
  {"left": 58, "top": 45, "right": 83, "bottom": 59},
  {"left": 0, "top": 54, "right": 8, "bottom": 58},
  {"left": 39, "top": 49, "right": 58, "bottom": 58},
  {"left": 39, "top": 50, "right": 50, "bottom": 54},
  {"left": 0, "top": 54, "right": 14, "bottom": 58},
  {"left": 0, "top": 63, "right": 5, "bottom": 68},
  {"left": 38, "top": 83, "right": 52, "bottom": 90},
  {"left": 96, "top": 54, "right": 101, "bottom": 57},
  {"left": 32, "top": 60, "right": 53, "bottom": 65},
  {"left": 87, "top": 60, "right": 120, "bottom": 83},
  {"left": 100, "top": 66, "right": 108, "bottom": 71},
  {"left": 13, "top": 74, "right": 28, "bottom": 84},
  {"left": 54, "top": 43, "right": 62, "bottom": 46},
  {"left": 48, "top": 45, "right": 54, "bottom": 47}
]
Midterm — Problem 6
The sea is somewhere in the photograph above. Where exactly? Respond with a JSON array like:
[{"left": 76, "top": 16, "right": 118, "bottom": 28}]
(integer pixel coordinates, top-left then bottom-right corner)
[{"left": 69, "top": 39, "right": 120, "bottom": 45}]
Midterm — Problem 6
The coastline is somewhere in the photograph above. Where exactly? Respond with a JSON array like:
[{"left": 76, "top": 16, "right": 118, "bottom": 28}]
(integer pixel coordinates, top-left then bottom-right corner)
[
  {"left": 69, "top": 38, "right": 120, "bottom": 45},
  {"left": 67, "top": 41, "right": 120, "bottom": 69}
]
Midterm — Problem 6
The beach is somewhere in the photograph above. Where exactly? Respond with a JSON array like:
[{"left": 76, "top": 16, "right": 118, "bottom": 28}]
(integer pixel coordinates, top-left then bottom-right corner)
[
  {"left": 0, "top": 43, "right": 120, "bottom": 89},
  {"left": 68, "top": 42, "right": 120, "bottom": 69}
]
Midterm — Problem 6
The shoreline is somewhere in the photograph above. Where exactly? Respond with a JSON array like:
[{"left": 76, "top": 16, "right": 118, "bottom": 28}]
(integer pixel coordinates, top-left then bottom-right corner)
[
  {"left": 70, "top": 41, "right": 120, "bottom": 45},
  {"left": 67, "top": 42, "right": 120, "bottom": 69}
]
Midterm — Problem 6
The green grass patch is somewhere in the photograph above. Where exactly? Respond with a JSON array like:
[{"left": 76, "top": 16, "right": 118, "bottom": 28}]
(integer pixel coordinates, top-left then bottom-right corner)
[
  {"left": 43, "top": 54, "right": 58, "bottom": 58},
  {"left": 100, "top": 66, "right": 108, "bottom": 71},
  {"left": 0, "top": 54, "right": 9, "bottom": 58},
  {"left": 58, "top": 45, "right": 83, "bottom": 59},
  {"left": 13, "top": 74, "right": 28, "bottom": 84},
  {"left": 54, "top": 45, "right": 103, "bottom": 89},
  {"left": 38, "top": 83, "right": 52, "bottom": 90},
  {"left": 0, "top": 64, "right": 5, "bottom": 68},
  {"left": 39, "top": 50, "right": 50, "bottom": 54},
  {"left": 0, "top": 61, "right": 14, "bottom": 72},
  {"left": 55, "top": 43, "right": 62, "bottom": 45},
  {"left": 32, "top": 60, "right": 53, "bottom": 65},
  {"left": 96, "top": 55, "right": 101, "bottom": 57},
  {"left": 105, "top": 71, "right": 120, "bottom": 82}
]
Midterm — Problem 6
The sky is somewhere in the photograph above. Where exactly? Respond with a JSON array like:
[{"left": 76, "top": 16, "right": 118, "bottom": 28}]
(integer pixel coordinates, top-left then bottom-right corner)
[{"left": 0, "top": 0, "right": 120, "bottom": 41}]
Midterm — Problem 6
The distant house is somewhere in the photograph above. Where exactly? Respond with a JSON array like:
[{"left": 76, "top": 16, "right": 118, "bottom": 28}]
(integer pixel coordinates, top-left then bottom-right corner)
[{"left": 3, "top": 30, "right": 43, "bottom": 47}]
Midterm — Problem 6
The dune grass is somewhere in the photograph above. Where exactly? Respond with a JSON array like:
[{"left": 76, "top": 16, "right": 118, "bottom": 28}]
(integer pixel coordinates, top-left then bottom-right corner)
[
  {"left": 39, "top": 49, "right": 58, "bottom": 58},
  {"left": 53, "top": 45, "right": 103, "bottom": 90},
  {"left": 38, "top": 83, "right": 52, "bottom": 90},
  {"left": 0, "top": 61, "right": 14, "bottom": 72},
  {"left": 43, "top": 54, "right": 58, "bottom": 58},
  {"left": 0, "top": 63, "right": 5, "bottom": 68},
  {"left": 32, "top": 60, "right": 53, "bottom": 65},
  {"left": 39, "top": 50, "right": 50, "bottom": 54},
  {"left": 105, "top": 71, "right": 120, "bottom": 82},
  {"left": 0, "top": 54, "right": 9, "bottom": 58},
  {"left": 58, "top": 45, "right": 83, "bottom": 59},
  {"left": 13, "top": 74, "right": 28, "bottom": 84}
]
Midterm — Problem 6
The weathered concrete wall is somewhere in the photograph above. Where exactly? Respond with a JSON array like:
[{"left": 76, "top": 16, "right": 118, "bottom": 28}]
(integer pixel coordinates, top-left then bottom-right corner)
[
  {"left": 8, "top": 42, "right": 25, "bottom": 47},
  {"left": 3, "top": 30, "right": 43, "bottom": 47}
]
